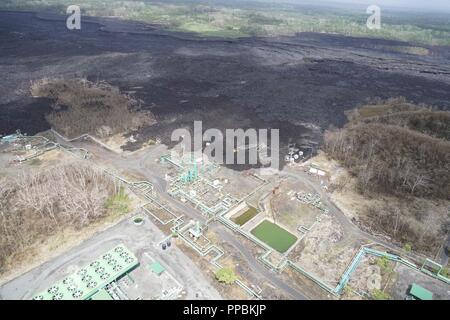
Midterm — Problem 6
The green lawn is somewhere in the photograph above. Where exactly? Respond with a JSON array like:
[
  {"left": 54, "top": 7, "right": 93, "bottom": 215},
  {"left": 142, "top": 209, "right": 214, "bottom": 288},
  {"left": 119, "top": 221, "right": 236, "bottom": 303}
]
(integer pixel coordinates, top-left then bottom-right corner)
[
  {"left": 232, "top": 206, "right": 259, "bottom": 226},
  {"left": 251, "top": 220, "right": 297, "bottom": 253}
]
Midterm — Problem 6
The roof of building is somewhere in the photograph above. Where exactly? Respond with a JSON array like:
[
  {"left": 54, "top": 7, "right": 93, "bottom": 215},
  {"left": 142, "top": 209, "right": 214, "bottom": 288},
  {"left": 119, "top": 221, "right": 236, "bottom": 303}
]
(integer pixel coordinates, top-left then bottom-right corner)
[
  {"left": 90, "top": 288, "right": 113, "bottom": 300},
  {"left": 32, "top": 244, "right": 139, "bottom": 300},
  {"left": 189, "top": 227, "right": 202, "bottom": 238},
  {"left": 148, "top": 261, "right": 165, "bottom": 276},
  {"left": 409, "top": 283, "right": 433, "bottom": 300}
]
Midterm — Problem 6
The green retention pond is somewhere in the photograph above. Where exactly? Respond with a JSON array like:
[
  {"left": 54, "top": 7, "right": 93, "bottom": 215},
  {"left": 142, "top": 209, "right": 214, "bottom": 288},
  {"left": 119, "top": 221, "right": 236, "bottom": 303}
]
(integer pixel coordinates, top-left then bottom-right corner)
[{"left": 250, "top": 220, "right": 298, "bottom": 253}]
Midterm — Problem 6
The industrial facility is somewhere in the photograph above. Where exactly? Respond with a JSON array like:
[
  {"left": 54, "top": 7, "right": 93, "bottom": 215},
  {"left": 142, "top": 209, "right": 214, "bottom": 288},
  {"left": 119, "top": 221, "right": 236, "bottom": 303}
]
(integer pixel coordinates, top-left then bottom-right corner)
[{"left": 0, "top": 130, "right": 449, "bottom": 301}]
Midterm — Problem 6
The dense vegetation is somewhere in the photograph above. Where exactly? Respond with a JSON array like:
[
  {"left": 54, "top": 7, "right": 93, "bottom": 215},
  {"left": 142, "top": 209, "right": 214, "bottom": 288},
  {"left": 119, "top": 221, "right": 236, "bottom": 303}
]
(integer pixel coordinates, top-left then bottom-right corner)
[
  {"left": 346, "top": 98, "right": 450, "bottom": 140},
  {"left": 31, "top": 78, "right": 153, "bottom": 139},
  {"left": 325, "top": 99, "right": 450, "bottom": 252},
  {"left": 0, "top": 162, "right": 131, "bottom": 270},
  {"left": 359, "top": 110, "right": 450, "bottom": 141},
  {"left": 325, "top": 122, "right": 449, "bottom": 198},
  {"left": 215, "top": 267, "right": 237, "bottom": 284},
  {"left": 1, "top": 0, "right": 450, "bottom": 45}
]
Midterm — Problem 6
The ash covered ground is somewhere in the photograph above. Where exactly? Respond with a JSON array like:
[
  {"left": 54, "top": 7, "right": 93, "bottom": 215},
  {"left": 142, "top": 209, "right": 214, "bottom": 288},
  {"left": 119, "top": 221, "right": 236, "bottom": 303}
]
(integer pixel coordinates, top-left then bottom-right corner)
[{"left": 1, "top": 11, "right": 450, "bottom": 153}]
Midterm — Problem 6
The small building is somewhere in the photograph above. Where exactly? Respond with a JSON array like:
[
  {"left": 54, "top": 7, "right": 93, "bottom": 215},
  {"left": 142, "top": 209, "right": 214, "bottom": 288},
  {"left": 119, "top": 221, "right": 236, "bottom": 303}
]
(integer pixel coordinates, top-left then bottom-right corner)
[
  {"left": 32, "top": 244, "right": 139, "bottom": 300},
  {"left": 148, "top": 261, "right": 165, "bottom": 276},
  {"left": 189, "top": 221, "right": 202, "bottom": 240},
  {"left": 1, "top": 134, "right": 18, "bottom": 144},
  {"left": 308, "top": 164, "right": 329, "bottom": 179},
  {"left": 408, "top": 283, "right": 433, "bottom": 300}
]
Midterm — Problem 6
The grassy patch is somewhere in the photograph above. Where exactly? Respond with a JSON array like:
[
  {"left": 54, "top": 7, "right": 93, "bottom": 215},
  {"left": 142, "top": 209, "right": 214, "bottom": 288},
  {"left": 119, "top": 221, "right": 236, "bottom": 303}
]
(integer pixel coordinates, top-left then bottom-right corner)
[
  {"left": 27, "top": 158, "right": 42, "bottom": 166},
  {"left": 386, "top": 45, "right": 429, "bottom": 56},
  {"left": 215, "top": 267, "right": 237, "bottom": 285},
  {"left": 371, "top": 289, "right": 391, "bottom": 300},
  {"left": 345, "top": 98, "right": 420, "bottom": 121},
  {"left": 105, "top": 187, "right": 132, "bottom": 215},
  {"left": 251, "top": 220, "right": 297, "bottom": 253},
  {"left": 440, "top": 267, "right": 449, "bottom": 278},
  {"left": 232, "top": 206, "right": 258, "bottom": 226}
]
